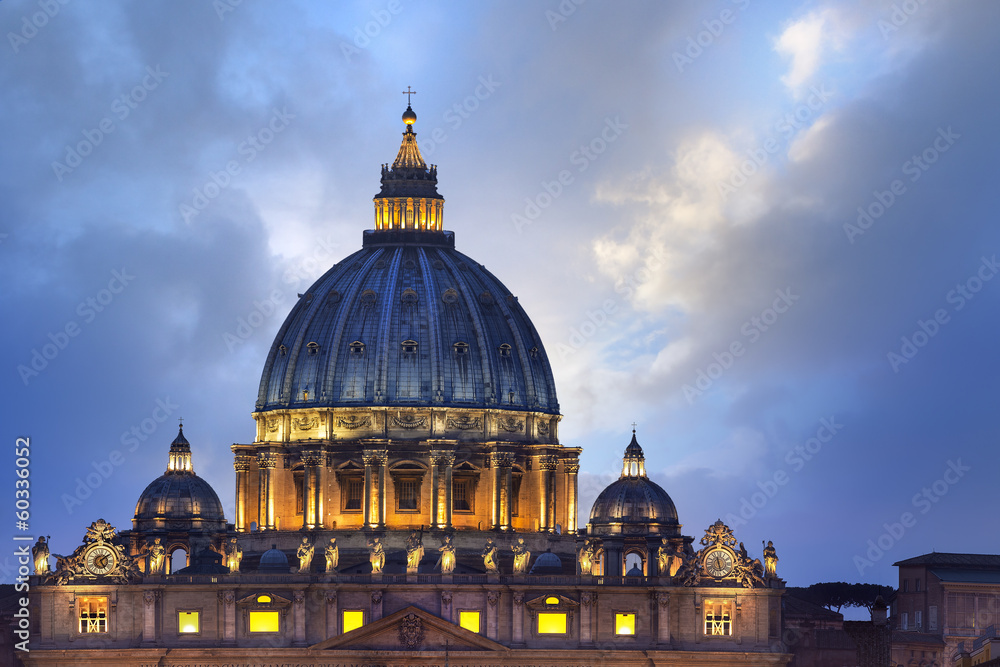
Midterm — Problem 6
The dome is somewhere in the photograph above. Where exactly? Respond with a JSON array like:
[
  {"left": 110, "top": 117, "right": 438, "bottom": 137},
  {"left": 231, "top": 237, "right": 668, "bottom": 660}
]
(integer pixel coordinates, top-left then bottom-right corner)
[
  {"left": 133, "top": 426, "right": 226, "bottom": 533},
  {"left": 255, "top": 106, "right": 559, "bottom": 415},
  {"left": 529, "top": 550, "right": 563, "bottom": 574},
  {"left": 588, "top": 432, "right": 679, "bottom": 531},
  {"left": 259, "top": 544, "right": 289, "bottom": 572}
]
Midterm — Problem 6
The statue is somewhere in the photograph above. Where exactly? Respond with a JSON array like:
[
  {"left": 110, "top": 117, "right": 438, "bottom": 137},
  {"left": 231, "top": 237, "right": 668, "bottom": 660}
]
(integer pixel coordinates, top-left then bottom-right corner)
[
  {"left": 405, "top": 531, "right": 424, "bottom": 574},
  {"left": 325, "top": 537, "right": 339, "bottom": 573},
  {"left": 578, "top": 539, "right": 594, "bottom": 575},
  {"left": 482, "top": 538, "right": 499, "bottom": 573},
  {"left": 147, "top": 538, "right": 166, "bottom": 575},
  {"left": 511, "top": 537, "right": 530, "bottom": 575},
  {"left": 656, "top": 538, "right": 671, "bottom": 576},
  {"left": 368, "top": 537, "right": 385, "bottom": 574},
  {"left": 296, "top": 537, "right": 314, "bottom": 573},
  {"left": 32, "top": 536, "right": 50, "bottom": 575},
  {"left": 437, "top": 534, "right": 456, "bottom": 574},
  {"left": 763, "top": 540, "right": 778, "bottom": 578},
  {"left": 669, "top": 543, "right": 685, "bottom": 577},
  {"left": 226, "top": 538, "right": 242, "bottom": 573}
]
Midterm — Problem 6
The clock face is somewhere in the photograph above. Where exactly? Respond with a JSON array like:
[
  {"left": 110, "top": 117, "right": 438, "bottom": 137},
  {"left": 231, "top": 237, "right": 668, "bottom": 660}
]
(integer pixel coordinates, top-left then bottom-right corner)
[
  {"left": 85, "top": 545, "right": 117, "bottom": 576},
  {"left": 704, "top": 548, "right": 734, "bottom": 578}
]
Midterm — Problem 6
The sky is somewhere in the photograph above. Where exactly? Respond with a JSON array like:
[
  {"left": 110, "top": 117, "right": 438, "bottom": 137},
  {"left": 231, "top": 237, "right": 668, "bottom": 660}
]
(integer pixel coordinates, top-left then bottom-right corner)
[{"left": 2, "top": 0, "right": 998, "bottom": 598}]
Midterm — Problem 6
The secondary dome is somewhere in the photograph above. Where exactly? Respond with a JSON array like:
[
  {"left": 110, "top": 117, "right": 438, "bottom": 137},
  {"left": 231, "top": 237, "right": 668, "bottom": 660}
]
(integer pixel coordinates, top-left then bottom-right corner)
[
  {"left": 588, "top": 432, "right": 679, "bottom": 532},
  {"left": 255, "top": 106, "right": 559, "bottom": 415},
  {"left": 133, "top": 426, "right": 226, "bottom": 533}
]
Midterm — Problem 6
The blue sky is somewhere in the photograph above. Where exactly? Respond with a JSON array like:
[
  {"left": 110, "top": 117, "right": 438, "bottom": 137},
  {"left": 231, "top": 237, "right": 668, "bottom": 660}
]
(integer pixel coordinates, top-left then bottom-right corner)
[{"left": 2, "top": 0, "right": 997, "bottom": 594}]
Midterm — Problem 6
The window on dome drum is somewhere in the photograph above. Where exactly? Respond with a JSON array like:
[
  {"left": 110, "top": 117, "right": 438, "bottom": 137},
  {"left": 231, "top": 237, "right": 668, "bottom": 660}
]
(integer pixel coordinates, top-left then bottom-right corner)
[
  {"left": 395, "top": 477, "right": 420, "bottom": 512},
  {"left": 78, "top": 596, "right": 108, "bottom": 634},
  {"left": 615, "top": 612, "right": 636, "bottom": 636},
  {"left": 343, "top": 610, "right": 364, "bottom": 633},
  {"left": 704, "top": 601, "right": 733, "bottom": 636},
  {"left": 511, "top": 474, "right": 522, "bottom": 517},
  {"left": 452, "top": 478, "right": 473, "bottom": 512},
  {"left": 294, "top": 471, "right": 304, "bottom": 515},
  {"left": 459, "top": 610, "right": 481, "bottom": 634},
  {"left": 178, "top": 610, "right": 200, "bottom": 635},
  {"left": 453, "top": 341, "right": 469, "bottom": 355},
  {"left": 249, "top": 610, "right": 279, "bottom": 633},
  {"left": 401, "top": 339, "right": 418, "bottom": 354},
  {"left": 349, "top": 341, "right": 365, "bottom": 356},
  {"left": 343, "top": 478, "right": 363, "bottom": 512},
  {"left": 498, "top": 343, "right": 511, "bottom": 357},
  {"left": 307, "top": 342, "right": 320, "bottom": 355},
  {"left": 537, "top": 612, "right": 567, "bottom": 634}
]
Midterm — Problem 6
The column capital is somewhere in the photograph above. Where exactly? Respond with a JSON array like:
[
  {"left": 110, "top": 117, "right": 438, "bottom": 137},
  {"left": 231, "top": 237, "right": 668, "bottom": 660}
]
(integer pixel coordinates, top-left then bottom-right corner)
[
  {"left": 362, "top": 449, "right": 388, "bottom": 466},
  {"left": 564, "top": 461, "right": 581, "bottom": 474},
  {"left": 234, "top": 454, "right": 253, "bottom": 472},
  {"left": 537, "top": 454, "right": 558, "bottom": 471},
  {"left": 257, "top": 453, "right": 279, "bottom": 469},
  {"left": 490, "top": 452, "right": 515, "bottom": 468},
  {"left": 430, "top": 450, "right": 456, "bottom": 466},
  {"left": 301, "top": 450, "right": 325, "bottom": 467}
]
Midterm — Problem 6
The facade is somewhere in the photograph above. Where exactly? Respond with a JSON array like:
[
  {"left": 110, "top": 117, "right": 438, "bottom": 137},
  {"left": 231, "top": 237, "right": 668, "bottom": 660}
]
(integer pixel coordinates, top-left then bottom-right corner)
[
  {"left": 891, "top": 552, "right": 1000, "bottom": 666},
  {"left": 24, "top": 103, "right": 791, "bottom": 666}
]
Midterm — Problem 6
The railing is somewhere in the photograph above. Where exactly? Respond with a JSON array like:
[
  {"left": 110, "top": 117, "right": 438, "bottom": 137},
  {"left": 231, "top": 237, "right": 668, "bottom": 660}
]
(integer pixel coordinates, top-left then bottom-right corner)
[{"left": 154, "top": 572, "right": 661, "bottom": 586}]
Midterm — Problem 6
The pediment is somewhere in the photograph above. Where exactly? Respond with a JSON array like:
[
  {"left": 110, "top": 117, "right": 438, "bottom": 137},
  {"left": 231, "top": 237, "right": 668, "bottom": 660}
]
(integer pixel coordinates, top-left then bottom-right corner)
[{"left": 311, "top": 605, "right": 505, "bottom": 652}]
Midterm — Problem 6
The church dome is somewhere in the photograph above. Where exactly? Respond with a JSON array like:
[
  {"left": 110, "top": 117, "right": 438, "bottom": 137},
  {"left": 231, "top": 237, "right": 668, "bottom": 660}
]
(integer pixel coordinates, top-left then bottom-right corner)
[
  {"left": 255, "top": 107, "right": 559, "bottom": 415},
  {"left": 133, "top": 426, "right": 226, "bottom": 533},
  {"left": 588, "top": 432, "right": 679, "bottom": 532}
]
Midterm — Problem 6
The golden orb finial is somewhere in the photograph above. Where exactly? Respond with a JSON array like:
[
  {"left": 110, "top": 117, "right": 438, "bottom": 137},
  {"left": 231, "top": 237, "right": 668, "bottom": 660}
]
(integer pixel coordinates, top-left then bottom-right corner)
[{"left": 402, "top": 105, "right": 417, "bottom": 125}]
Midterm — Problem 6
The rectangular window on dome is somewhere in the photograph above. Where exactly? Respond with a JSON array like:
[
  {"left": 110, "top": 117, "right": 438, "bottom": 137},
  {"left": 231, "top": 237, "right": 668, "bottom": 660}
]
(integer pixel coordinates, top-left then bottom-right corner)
[
  {"left": 537, "top": 612, "right": 567, "bottom": 634},
  {"left": 249, "top": 610, "right": 279, "bottom": 633},
  {"left": 343, "top": 610, "right": 364, "bottom": 633},
  {"left": 459, "top": 610, "right": 481, "bottom": 634},
  {"left": 78, "top": 596, "right": 108, "bottom": 634},
  {"left": 178, "top": 610, "right": 200, "bottom": 634},
  {"left": 343, "top": 478, "right": 363, "bottom": 512},
  {"left": 615, "top": 612, "right": 636, "bottom": 636},
  {"left": 704, "top": 601, "right": 733, "bottom": 636}
]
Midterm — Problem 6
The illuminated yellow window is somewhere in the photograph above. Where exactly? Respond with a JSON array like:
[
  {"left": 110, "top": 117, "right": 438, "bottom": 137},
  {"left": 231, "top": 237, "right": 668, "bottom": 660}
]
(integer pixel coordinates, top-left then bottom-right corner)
[
  {"left": 545, "top": 596, "right": 560, "bottom": 605},
  {"left": 537, "top": 612, "right": 567, "bottom": 634},
  {"left": 459, "top": 611, "right": 481, "bottom": 633},
  {"left": 343, "top": 610, "right": 364, "bottom": 633},
  {"left": 615, "top": 612, "right": 636, "bottom": 635},
  {"left": 249, "top": 610, "right": 279, "bottom": 633},
  {"left": 704, "top": 602, "right": 732, "bottom": 636},
  {"left": 78, "top": 597, "right": 108, "bottom": 634},
  {"left": 178, "top": 611, "right": 200, "bottom": 634},
  {"left": 256, "top": 595, "right": 271, "bottom": 604}
]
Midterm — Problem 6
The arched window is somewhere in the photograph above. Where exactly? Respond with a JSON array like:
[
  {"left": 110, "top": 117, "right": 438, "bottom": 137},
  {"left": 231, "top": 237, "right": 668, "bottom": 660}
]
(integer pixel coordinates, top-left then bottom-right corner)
[
  {"left": 307, "top": 342, "right": 320, "bottom": 356},
  {"left": 170, "top": 548, "right": 188, "bottom": 574}
]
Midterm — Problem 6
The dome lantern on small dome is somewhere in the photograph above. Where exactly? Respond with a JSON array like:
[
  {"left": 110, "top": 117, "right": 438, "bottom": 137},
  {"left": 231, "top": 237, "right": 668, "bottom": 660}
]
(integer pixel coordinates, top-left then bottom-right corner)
[
  {"left": 621, "top": 428, "right": 646, "bottom": 478},
  {"left": 167, "top": 424, "right": 194, "bottom": 474}
]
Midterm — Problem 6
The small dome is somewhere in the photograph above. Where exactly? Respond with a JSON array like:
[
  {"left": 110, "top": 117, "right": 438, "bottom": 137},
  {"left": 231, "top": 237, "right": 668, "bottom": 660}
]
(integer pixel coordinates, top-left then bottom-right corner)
[
  {"left": 529, "top": 551, "right": 562, "bottom": 574},
  {"left": 588, "top": 432, "right": 679, "bottom": 533},
  {"left": 259, "top": 545, "right": 289, "bottom": 572}
]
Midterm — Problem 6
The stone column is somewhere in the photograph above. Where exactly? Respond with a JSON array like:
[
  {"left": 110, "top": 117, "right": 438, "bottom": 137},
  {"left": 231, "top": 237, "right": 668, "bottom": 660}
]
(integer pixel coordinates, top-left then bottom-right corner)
[
  {"left": 580, "top": 591, "right": 595, "bottom": 644},
  {"left": 430, "top": 450, "right": 454, "bottom": 530},
  {"left": 257, "top": 453, "right": 278, "bottom": 530},
  {"left": 512, "top": 592, "right": 524, "bottom": 645},
  {"left": 443, "top": 453, "right": 454, "bottom": 530},
  {"left": 221, "top": 590, "right": 236, "bottom": 644},
  {"left": 603, "top": 537, "right": 624, "bottom": 577},
  {"left": 656, "top": 592, "right": 670, "bottom": 644},
  {"left": 493, "top": 453, "right": 514, "bottom": 531},
  {"left": 325, "top": 591, "right": 338, "bottom": 639},
  {"left": 486, "top": 590, "right": 500, "bottom": 641},
  {"left": 537, "top": 455, "right": 557, "bottom": 532},
  {"left": 233, "top": 455, "right": 252, "bottom": 532},
  {"left": 362, "top": 449, "right": 387, "bottom": 529},
  {"left": 301, "top": 450, "right": 324, "bottom": 530},
  {"left": 292, "top": 590, "right": 306, "bottom": 646},
  {"left": 565, "top": 459, "right": 580, "bottom": 533},
  {"left": 430, "top": 452, "right": 441, "bottom": 529},
  {"left": 141, "top": 590, "right": 158, "bottom": 645}
]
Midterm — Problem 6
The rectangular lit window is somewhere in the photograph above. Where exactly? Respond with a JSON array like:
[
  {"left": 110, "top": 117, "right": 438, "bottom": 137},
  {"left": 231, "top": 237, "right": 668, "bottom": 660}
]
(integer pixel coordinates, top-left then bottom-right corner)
[
  {"left": 178, "top": 611, "right": 200, "bottom": 634},
  {"left": 78, "top": 597, "right": 108, "bottom": 634},
  {"left": 343, "top": 610, "right": 364, "bottom": 633},
  {"left": 453, "top": 479, "right": 472, "bottom": 512},
  {"left": 704, "top": 602, "right": 732, "bottom": 636},
  {"left": 344, "top": 478, "right": 363, "bottom": 511},
  {"left": 249, "top": 610, "right": 279, "bottom": 633},
  {"left": 537, "top": 612, "right": 567, "bottom": 634},
  {"left": 459, "top": 611, "right": 481, "bottom": 633},
  {"left": 615, "top": 612, "right": 635, "bottom": 636}
]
